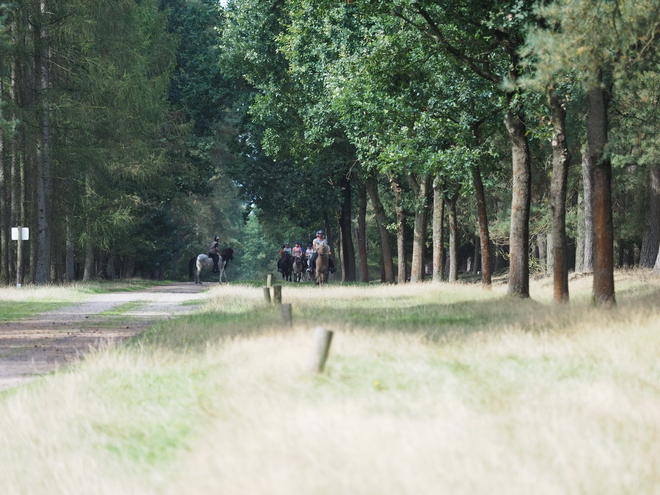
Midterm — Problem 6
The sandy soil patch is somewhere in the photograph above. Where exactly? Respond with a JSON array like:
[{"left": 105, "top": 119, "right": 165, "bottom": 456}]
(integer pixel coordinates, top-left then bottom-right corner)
[{"left": 0, "top": 282, "right": 211, "bottom": 391}]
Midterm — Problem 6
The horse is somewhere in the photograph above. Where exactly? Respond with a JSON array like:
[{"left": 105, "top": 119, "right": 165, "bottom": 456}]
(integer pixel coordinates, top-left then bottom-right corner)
[
  {"left": 189, "top": 248, "right": 234, "bottom": 284},
  {"left": 279, "top": 251, "right": 293, "bottom": 282},
  {"left": 292, "top": 255, "right": 304, "bottom": 283},
  {"left": 314, "top": 243, "right": 329, "bottom": 285}
]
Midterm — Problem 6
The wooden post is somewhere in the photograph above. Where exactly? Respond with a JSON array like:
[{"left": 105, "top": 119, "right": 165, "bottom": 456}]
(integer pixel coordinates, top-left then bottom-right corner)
[
  {"left": 273, "top": 285, "right": 282, "bottom": 304},
  {"left": 309, "top": 327, "right": 333, "bottom": 373},
  {"left": 267, "top": 274, "right": 274, "bottom": 287},
  {"left": 282, "top": 303, "right": 292, "bottom": 326},
  {"left": 263, "top": 287, "right": 271, "bottom": 304},
  {"left": 16, "top": 226, "right": 23, "bottom": 288}
]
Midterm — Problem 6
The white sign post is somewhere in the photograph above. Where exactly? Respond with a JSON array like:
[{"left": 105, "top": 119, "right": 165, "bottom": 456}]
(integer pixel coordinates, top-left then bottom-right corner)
[{"left": 11, "top": 227, "right": 29, "bottom": 288}]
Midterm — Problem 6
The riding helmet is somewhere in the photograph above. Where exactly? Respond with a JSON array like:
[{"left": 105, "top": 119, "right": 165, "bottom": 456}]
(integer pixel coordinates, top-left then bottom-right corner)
[
  {"left": 214, "top": 236, "right": 219, "bottom": 241},
  {"left": 317, "top": 230, "right": 324, "bottom": 235}
]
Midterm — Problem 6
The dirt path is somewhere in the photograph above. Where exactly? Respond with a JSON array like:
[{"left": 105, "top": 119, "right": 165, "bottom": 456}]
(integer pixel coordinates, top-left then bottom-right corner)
[{"left": 0, "top": 283, "right": 211, "bottom": 391}]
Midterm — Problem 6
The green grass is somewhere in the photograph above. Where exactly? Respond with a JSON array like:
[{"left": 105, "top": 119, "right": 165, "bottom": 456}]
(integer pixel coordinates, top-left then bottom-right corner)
[
  {"left": 98, "top": 300, "right": 146, "bottom": 316},
  {"left": 0, "top": 301, "right": 65, "bottom": 321},
  {"left": 2, "top": 272, "right": 660, "bottom": 494}
]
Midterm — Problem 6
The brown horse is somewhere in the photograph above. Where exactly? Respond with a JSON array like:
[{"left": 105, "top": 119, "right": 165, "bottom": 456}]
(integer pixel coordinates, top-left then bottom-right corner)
[{"left": 314, "top": 243, "right": 329, "bottom": 285}]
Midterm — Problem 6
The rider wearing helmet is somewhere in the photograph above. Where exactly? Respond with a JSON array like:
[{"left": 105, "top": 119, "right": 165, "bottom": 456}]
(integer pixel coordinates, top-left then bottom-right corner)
[
  {"left": 308, "top": 230, "right": 336, "bottom": 275},
  {"left": 304, "top": 242, "right": 315, "bottom": 272},
  {"left": 292, "top": 241, "right": 304, "bottom": 258},
  {"left": 278, "top": 243, "right": 293, "bottom": 273},
  {"left": 208, "top": 236, "right": 220, "bottom": 273}
]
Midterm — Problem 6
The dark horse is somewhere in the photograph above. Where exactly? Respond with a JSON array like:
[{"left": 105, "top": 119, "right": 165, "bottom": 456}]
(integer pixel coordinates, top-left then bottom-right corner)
[
  {"left": 278, "top": 251, "right": 293, "bottom": 282},
  {"left": 292, "top": 255, "right": 304, "bottom": 283},
  {"left": 189, "top": 248, "right": 234, "bottom": 284}
]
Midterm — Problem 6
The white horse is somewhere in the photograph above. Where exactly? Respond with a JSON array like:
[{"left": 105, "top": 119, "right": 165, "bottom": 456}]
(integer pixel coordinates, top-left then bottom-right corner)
[{"left": 189, "top": 248, "right": 233, "bottom": 284}]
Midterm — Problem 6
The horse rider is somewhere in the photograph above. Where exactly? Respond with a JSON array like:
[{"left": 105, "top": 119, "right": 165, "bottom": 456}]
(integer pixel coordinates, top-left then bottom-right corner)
[
  {"left": 292, "top": 241, "right": 304, "bottom": 259},
  {"left": 277, "top": 243, "right": 292, "bottom": 272},
  {"left": 305, "top": 242, "right": 315, "bottom": 270},
  {"left": 208, "top": 236, "right": 221, "bottom": 273},
  {"left": 308, "top": 230, "right": 336, "bottom": 274}
]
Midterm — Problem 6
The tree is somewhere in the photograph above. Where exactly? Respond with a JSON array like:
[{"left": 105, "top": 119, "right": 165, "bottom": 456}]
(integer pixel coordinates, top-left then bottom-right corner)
[{"left": 525, "top": 0, "right": 660, "bottom": 304}]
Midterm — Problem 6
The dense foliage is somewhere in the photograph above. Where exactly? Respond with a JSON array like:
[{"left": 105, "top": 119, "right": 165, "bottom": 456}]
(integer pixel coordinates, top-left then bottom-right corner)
[{"left": 1, "top": 0, "right": 659, "bottom": 298}]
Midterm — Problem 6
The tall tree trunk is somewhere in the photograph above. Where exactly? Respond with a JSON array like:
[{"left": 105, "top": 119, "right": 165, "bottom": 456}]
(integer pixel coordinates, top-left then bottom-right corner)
[
  {"left": 549, "top": 89, "right": 571, "bottom": 303},
  {"left": 472, "top": 166, "right": 492, "bottom": 287},
  {"left": 65, "top": 214, "right": 75, "bottom": 281},
  {"left": 365, "top": 175, "right": 395, "bottom": 283},
  {"left": 339, "top": 175, "right": 356, "bottom": 282},
  {"left": 408, "top": 173, "right": 430, "bottom": 283},
  {"left": 356, "top": 180, "right": 369, "bottom": 282},
  {"left": 582, "top": 152, "right": 594, "bottom": 273},
  {"left": 473, "top": 237, "right": 480, "bottom": 274},
  {"left": 35, "top": 0, "right": 52, "bottom": 284},
  {"left": 83, "top": 238, "right": 94, "bottom": 281},
  {"left": 537, "top": 235, "right": 547, "bottom": 273},
  {"left": 546, "top": 233, "right": 554, "bottom": 275},
  {"left": 390, "top": 177, "right": 407, "bottom": 283},
  {"left": 432, "top": 175, "right": 445, "bottom": 282},
  {"left": 322, "top": 211, "right": 336, "bottom": 276},
  {"left": 587, "top": 81, "right": 615, "bottom": 306},
  {"left": 447, "top": 191, "right": 460, "bottom": 282},
  {"left": 575, "top": 191, "right": 585, "bottom": 273},
  {"left": 0, "top": 118, "right": 8, "bottom": 284},
  {"left": 504, "top": 107, "right": 532, "bottom": 298},
  {"left": 640, "top": 163, "right": 660, "bottom": 267}
]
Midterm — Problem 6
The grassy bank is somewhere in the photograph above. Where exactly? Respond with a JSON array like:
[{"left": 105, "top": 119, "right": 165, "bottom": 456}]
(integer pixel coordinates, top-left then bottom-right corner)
[{"left": 2, "top": 272, "right": 660, "bottom": 494}]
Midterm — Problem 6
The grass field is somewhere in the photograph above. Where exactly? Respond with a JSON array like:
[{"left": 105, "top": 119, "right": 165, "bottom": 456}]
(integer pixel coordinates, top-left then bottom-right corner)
[{"left": 1, "top": 271, "right": 660, "bottom": 494}]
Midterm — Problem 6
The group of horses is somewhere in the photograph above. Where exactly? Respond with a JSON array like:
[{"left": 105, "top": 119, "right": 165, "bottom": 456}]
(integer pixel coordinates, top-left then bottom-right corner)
[
  {"left": 279, "top": 243, "right": 330, "bottom": 285},
  {"left": 188, "top": 243, "right": 331, "bottom": 286}
]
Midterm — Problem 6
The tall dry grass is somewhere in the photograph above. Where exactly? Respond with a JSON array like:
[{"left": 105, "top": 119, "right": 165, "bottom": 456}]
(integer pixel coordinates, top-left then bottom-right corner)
[{"left": 1, "top": 271, "right": 660, "bottom": 494}]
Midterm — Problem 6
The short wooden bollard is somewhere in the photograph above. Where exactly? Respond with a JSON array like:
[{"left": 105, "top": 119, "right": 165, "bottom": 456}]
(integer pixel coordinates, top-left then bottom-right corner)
[
  {"left": 309, "top": 327, "right": 333, "bottom": 373},
  {"left": 263, "top": 286, "right": 271, "bottom": 304},
  {"left": 266, "top": 274, "right": 274, "bottom": 287},
  {"left": 273, "top": 284, "right": 282, "bottom": 304},
  {"left": 281, "top": 303, "right": 292, "bottom": 326}
]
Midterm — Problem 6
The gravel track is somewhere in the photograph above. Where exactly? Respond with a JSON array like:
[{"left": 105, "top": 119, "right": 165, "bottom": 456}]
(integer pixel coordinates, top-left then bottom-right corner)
[{"left": 0, "top": 282, "right": 211, "bottom": 391}]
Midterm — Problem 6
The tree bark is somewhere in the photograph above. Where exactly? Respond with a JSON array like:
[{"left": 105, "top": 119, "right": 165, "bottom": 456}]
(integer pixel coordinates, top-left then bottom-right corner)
[
  {"left": 339, "top": 175, "right": 356, "bottom": 282},
  {"left": 587, "top": 82, "right": 615, "bottom": 306},
  {"left": 575, "top": 191, "right": 585, "bottom": 273},
  {"left": 447, "top": 191, "right": 460, "bottom": 282},
  {"left": 582, "top": 152, "right": 594, "bottom": 273},
  {"left": 549, "top": 89, "right": 571, "bottom": 303},
  {"left": 35, "top": 0, "right": 53, "bottom": 284},
  {"left": 65, "top": 214, "right": 75, "bottom": 281},
  {"left": 432, "top": 175, "right": 445, "bottom": 282},
  {"left": 365, "top": 175, "right": 395, "bottom": 283},
  {"left": 640, "top": 163, "right": 660, "bottom": 267},
  {"left": 0, "top": 116, "right": 8, "bottom": 284},
  {"left": 537, "top": 235, "right": 547, "bottom": 273},
  {"left": 83, "top": 238, "right": 94, "bottom": 281},
  {"left": 390, "top": 177, "right": 407, "bottom": 283},
  {"left": 472, "top": 165, "right": 492, "bottom": 287},
  {"left": 408, "top": 173, "right": 430, "bottom": 283},
  {"left": 504, "top": 107, "right": 532, "bottom": 297},
  {"left": 356, "top": 180, "right": 369, "bottom": 282}
]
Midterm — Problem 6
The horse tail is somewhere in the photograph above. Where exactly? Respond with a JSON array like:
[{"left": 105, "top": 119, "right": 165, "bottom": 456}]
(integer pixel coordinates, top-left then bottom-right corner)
[{"left": 188, "top": 256, "right": 196, "bottom": 279}]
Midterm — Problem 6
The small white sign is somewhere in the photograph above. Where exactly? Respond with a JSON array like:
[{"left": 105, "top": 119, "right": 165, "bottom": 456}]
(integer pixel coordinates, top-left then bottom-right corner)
[{"left": 11, "top": 227, "right": 29, "bottom": 241}]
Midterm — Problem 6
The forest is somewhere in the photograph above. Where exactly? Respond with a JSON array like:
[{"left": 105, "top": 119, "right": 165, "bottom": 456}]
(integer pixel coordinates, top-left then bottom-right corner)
[{"left": 1, "top": 0, "right": 659, "bottom": 305}]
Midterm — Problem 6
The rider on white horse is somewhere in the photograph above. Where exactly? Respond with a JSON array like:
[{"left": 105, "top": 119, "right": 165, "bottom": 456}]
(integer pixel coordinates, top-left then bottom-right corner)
[
  {"left": 209, "top": 236, "right": 220, "bottom": 273},
  {"left": 308, "top": 230, "right": 336, "bottom": 274}
]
